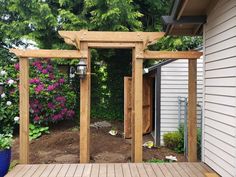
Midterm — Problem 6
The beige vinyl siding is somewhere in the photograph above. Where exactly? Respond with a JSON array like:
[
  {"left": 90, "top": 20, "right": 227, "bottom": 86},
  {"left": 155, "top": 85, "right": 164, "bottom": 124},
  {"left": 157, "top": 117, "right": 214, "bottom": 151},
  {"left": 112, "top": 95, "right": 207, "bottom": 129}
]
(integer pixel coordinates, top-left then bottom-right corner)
[
  {"left": 160, "top": 59, "right": 203, "bottom": 144},
  {"left": 203, "top": 0, "right": 236, "bottom": 177}
]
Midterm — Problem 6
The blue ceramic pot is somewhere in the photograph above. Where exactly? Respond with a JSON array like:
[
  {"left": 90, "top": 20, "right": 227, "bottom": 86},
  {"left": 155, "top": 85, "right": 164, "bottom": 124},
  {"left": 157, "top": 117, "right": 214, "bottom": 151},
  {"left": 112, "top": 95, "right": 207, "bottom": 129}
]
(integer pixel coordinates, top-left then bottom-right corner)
[{"left": 0, "top": 149, "right": 11, "bottom": 177}]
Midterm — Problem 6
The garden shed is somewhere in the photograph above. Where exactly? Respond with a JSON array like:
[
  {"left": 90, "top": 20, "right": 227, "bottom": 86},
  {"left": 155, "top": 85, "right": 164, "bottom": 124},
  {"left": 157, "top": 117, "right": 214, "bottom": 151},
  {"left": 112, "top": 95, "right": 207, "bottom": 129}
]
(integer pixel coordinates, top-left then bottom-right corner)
[
  {"left": 143, "top": 56, "right": 203, "bottom": 146},
  {"left": 163, "top": 0, "right": 236, "bottom": 176}
]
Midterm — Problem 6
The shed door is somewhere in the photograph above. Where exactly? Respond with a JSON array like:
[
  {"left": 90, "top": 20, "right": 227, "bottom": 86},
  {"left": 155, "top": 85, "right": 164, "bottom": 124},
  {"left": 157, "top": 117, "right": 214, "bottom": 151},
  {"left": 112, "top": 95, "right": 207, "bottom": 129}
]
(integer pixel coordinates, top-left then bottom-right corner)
[{"left": 124, "top": 76, "right": 153, "bottom": 138}]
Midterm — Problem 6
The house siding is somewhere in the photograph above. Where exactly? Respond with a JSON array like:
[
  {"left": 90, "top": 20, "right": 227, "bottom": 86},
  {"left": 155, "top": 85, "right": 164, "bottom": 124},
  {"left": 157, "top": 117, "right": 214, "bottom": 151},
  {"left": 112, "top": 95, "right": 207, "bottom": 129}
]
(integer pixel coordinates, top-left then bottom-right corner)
[
  {"left": 203, "top": 0, "right": 236, "bottom": 177},
  {"left": 160, "top": 59, "right": 203, "bottom": 144}
]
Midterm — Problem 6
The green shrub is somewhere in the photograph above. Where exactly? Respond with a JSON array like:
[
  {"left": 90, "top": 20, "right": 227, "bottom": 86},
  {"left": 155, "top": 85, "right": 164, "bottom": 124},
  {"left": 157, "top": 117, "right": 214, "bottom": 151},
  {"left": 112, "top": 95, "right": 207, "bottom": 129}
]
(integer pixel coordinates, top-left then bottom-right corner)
[
  {"left": 163, "top": 124, "right": 202, "bottom": 159},
  {"left": 0, "top": 53, "right": 77, "bottom": 134},
  {"left": 163, "top": 131, "right": 182, "bottom": 152},
  {"left": 0, "top": 134, "right": 13, "bottom": 150}
]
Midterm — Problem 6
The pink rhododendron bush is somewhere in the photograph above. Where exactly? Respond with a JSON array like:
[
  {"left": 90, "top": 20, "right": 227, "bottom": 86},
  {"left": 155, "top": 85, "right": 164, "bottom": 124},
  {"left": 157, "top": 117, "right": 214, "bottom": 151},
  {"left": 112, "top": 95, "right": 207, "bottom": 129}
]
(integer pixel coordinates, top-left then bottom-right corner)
[{"left": 0, "top": 57, "right": 76, "bottom": 134}]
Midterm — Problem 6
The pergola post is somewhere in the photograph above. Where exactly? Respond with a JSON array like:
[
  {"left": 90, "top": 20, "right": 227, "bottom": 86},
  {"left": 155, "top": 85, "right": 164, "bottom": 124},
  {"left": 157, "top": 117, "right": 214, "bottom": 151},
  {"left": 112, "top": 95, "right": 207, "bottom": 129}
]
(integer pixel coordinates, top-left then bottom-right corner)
[
  {"left": 80, "top": 42, "right": 91, "bottom": 163},
  {"left": 188, "top": 59, "right": 197, "bottom": 162},
  {"left": 132, "top": 43, "right": 143, "bottom": 162},
  {"left": 19, "top": 58, "right": 30, "bottom": 164}
]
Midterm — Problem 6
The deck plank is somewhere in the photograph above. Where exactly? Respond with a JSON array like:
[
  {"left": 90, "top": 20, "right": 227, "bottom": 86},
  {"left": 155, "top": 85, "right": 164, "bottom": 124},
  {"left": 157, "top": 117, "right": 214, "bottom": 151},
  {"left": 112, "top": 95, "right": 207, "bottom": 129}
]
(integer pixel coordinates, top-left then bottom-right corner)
[
  {"left": 81, "top": 164, "right": 92, "bottom": 177},
  {"left": 164, "top": 163, "right": 181, "bottom": 177},
  {"left": 122, "top": 163, "right": 132, "bottom": 177},
  {"left": 31, "top": 164, "right": 48, "bottom": 177},
  {"left": 90, "top": 164, "right": 99, "bottom": 177},
  {"left": 48, "top": 164, "right": 62, "bottom": 177},
  {"left": 129, "top": 163, "right": 140, "bottom": 177},
  {"left": 16, "top": 165, "right": 33, "bottom": 177},
  {"left": 143, "top": 163, "right": 157, "bottom": 177},
  {"left": 151, "top": 163, "right": 165, "bottom": 177},
  {"left": 171, "top": 163, "right": 189, "bottom": 177},
  {"left": 107, "top": 163, "right": 115, "bottom": 177},
  {"left": 158, "top": 163, "right": 173, "bottom": 177},
  {"left": 200, "top": 163, "right": 214, "bottom": 172},
  {"left": 65, "top": 164, "right": 77, "bottom": 177},
  {"left": 5, "top": 165, "right": 25, "bottom": 177},
  {"left": 99, "top": 164, "right": 107, "bottom": 177},
  {"left": 73, "top": 164, "right": 84, "bottom": 177},
  {"left": 5, "top": 162, "right": 213, "bottom": 177},
  {"left": 178, "top": 163, "right": 197, "bottom": 177},
  {"left": 23, "top": 165, "right": 40, "bottom": 177},
  {"left": 40, "top": 164, "right": 55, "bottom": 177},
  {"left": 136, "top": 163, "right": 148, "bottom": 177},
  {"left": 187, "top": 163, "right": 205, "bottom": 177},
  {"left": 114, "top": 163, "right": 123, "bottom": 177},
  {"left": 57, "top": 164, "right": 70, "bottom": 177}
]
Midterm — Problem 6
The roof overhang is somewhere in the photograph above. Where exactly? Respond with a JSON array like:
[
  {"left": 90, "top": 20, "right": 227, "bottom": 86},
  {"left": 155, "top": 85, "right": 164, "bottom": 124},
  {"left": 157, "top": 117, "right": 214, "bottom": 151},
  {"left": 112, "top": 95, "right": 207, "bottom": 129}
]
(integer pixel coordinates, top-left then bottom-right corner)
[{"left": 162, "top": 0, "right": 219, "bottom": 36}]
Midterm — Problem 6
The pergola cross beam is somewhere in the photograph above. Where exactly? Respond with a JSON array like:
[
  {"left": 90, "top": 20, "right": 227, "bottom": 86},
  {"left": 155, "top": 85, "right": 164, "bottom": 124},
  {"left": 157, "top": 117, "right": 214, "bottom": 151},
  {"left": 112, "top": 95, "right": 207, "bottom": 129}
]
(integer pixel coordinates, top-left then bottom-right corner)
[{"left": 10, "top": 49, "right": 86, "bottom": 59}]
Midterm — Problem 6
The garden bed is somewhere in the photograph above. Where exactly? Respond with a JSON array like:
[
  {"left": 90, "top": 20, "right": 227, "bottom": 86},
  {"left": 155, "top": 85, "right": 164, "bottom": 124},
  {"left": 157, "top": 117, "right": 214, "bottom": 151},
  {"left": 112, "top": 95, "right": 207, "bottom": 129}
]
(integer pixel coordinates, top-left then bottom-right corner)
[{"left": 11, "top": 120, "right": 187, "bottom": 164}]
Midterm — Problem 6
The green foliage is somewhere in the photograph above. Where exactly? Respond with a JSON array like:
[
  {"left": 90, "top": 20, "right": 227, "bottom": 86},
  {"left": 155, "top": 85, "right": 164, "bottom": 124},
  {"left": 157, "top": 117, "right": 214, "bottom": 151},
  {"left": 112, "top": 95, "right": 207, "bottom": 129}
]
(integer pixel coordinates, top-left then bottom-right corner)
[
  {"left": 146, "top": 158, "right": 165, "bottom": 163},
  {"left": 0, "top": 0, "right": 202, "bottom": 121},
  {"left": 163, "top": 125, "right": 202, "bottom": 159},
  {"left": 0, "top": 134, "right": 13, "bottom": 150},
  {"left": 0, "top": 52, "right": 76, "bottom": 134},
  {"left": 29, "top": 124, "right": 49, "bottom": 141},
  {"left": 163, "top": 131, "right": 182, "bottom": 152}
]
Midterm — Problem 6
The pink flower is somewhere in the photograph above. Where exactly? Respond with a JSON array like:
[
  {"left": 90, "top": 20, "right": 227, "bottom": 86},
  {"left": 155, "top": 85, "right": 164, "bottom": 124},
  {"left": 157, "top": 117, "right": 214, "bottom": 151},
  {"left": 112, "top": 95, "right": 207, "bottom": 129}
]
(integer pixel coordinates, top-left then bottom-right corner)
[
  {"left": 47, "top": 85, "right": 55, "bottom": 91},
  {"left": 30, "top": 78, "right": 40, "bottom": 84},
  {"left": 56, "top": 96, "right": 66, "bottom": 103},
  {"left": 35, "top": 84, "right": 44, "bottom": 93},
  {"left": 47, "top": 102, "right": 55, "bottom": 109},
  {"left": 58, "top": 78, "right": 65, "bottom": 84},
  {"left": 34, "top": 116, "right": 40, "bottom": 122},
  {"left": 49, "top": 73, "right": 55, "bottom": 80},
  {"left": 66, "top": 110, "right": 75, "bottom": 118},
  {"left": 42, "top": 69, "right": 48, "bottom": 74},
  {"left": 14, "top": 63, "right": 19, "bottom": 70},
  {"left": 47, "top": 65, "right": 53, "bottom": 71}
]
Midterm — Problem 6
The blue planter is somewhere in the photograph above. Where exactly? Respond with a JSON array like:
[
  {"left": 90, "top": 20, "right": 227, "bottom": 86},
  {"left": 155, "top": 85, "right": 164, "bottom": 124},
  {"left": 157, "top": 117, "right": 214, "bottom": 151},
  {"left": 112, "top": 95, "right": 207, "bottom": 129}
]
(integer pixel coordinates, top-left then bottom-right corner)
[{"left": 0, "top": 149, "right": 11, "bottom": 177}]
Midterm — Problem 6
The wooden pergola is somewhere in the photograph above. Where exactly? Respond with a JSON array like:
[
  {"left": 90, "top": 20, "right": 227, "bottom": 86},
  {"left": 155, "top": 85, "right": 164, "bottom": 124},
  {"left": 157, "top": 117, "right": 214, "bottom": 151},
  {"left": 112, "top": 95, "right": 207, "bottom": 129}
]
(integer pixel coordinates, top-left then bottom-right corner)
[{"left": 10, "top": 30, "right": 202, "bottom": 164}]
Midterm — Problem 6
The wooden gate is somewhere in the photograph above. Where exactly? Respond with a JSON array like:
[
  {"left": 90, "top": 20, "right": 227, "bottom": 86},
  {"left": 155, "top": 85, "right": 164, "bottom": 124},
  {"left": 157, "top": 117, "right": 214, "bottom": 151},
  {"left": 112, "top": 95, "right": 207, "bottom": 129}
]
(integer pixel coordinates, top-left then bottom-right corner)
[{"left": 124, "top": 76, "right": 153, "bottom": 138}]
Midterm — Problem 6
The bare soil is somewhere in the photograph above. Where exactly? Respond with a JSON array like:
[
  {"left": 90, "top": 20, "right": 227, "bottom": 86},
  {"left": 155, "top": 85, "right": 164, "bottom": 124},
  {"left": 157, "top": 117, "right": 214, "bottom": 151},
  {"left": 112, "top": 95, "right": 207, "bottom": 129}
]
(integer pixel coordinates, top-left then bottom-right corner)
[{"left": 11, "top": 120, "right": 187, "bottom": 164}]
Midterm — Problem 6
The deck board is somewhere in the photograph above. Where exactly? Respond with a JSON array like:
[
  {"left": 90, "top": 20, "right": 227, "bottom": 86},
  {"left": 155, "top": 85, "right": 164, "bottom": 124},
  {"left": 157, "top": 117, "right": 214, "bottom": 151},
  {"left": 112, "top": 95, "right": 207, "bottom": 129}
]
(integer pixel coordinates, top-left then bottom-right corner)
[{"left": 5, "top": 162, "right": 215, "bottom": 177}]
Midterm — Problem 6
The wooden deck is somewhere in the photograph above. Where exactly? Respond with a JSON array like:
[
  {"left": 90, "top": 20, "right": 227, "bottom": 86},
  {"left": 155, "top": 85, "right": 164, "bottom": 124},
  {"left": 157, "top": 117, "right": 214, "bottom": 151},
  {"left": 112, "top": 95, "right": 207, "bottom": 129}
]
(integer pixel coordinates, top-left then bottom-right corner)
[{"left": 5, "top": 162, "right": 214, "bottom": 177}]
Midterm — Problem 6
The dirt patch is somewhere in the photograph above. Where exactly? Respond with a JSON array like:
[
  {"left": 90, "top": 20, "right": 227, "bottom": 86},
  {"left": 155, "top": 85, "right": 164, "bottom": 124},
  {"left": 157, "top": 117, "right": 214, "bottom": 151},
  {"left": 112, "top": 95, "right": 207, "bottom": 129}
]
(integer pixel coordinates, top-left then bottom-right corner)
[{"left": 11, "top": 120, "right": 187, "bottom": 163}]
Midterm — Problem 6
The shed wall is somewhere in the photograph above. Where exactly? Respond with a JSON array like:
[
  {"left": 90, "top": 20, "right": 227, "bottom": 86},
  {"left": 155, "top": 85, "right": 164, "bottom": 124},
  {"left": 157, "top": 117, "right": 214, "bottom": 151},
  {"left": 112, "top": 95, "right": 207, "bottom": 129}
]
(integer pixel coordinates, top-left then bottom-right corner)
[
  {"left": 160, "top": 58, "right": 203, "bottom": 144},
  {"left": 202, "top": 1, "right": 236, "bottom": 177}
]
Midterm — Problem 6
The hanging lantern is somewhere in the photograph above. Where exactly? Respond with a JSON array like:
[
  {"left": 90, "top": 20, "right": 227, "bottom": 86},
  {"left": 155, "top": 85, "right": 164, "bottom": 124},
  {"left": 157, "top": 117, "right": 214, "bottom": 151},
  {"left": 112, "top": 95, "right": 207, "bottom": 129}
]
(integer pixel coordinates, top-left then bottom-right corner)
[{"left": 76, "top": 59, "right": 87, "bottom": 79}]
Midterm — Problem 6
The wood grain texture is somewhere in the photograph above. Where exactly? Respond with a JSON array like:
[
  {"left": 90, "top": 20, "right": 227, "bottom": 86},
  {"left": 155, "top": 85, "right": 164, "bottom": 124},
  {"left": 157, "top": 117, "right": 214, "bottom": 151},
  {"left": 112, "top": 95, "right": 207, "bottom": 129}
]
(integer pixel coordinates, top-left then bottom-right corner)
[
  {"left": 143, "top": 50, "right": 203, "bottom": 59},
  {"left": 80, "top": 42, "right": 91, "bottom": 163},
  {"left": 10, "top": 49, "right": 85, "bottom": 59},
  {"left": 131, "top": 43, "right": 143, "bottom": 162},
  {"left": 19, "top": 58, "right": 30, "bottom": 164},
  {"left": 5, "top": 163, "right": 215, "bottom": 177},
  {"left": 58, "top": 30, "right": 164, "bottom": 47},
  {"left": 188, "top": 59, "right": 197, "bottom": 162}
]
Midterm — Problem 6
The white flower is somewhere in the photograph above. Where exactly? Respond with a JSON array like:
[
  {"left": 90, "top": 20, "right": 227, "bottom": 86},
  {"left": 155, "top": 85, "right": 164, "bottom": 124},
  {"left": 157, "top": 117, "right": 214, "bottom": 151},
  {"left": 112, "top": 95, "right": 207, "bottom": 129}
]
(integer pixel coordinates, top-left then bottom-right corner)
[
  {"left": 70, "top": 73, "right": 75, "bottom": 78},
  {"left": 10, "top": 58, "right": 17, "bottom": 62},
  {"left": 1, "top": 93, "right": 6, "bottom": 98},
  {"left": 7, "top": 79, "right": 14, "bottom": 85},
  {"left": 0, "top": 70, "right": 7, "bottom": 76},
  {"left": 14, "top": 116, "right": 20, "bottom": 122},
  {"left": 6, "top": 101, "right": 12, "bottom": 106}
]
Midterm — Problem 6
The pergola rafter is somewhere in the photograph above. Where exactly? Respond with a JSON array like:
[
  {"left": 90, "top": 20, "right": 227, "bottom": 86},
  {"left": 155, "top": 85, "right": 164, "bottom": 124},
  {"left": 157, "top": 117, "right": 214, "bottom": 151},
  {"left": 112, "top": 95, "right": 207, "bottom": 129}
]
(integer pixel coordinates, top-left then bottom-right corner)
[{"left": 11, "top": 30, "right": 199, "bottom": 164}]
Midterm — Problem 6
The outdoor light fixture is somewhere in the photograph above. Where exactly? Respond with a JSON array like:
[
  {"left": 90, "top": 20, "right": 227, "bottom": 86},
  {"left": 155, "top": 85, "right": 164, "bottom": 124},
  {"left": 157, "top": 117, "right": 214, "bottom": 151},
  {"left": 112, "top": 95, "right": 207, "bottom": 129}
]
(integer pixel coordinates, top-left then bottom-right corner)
[
  {"left": 70, "top": 59, "right": 87, "bottom": 80},
  {"left": 0, "top": 83, "right": 4, "bottom": 95},
  {"left": 76, "top": 59, "right": 87, "bottom": 79}
]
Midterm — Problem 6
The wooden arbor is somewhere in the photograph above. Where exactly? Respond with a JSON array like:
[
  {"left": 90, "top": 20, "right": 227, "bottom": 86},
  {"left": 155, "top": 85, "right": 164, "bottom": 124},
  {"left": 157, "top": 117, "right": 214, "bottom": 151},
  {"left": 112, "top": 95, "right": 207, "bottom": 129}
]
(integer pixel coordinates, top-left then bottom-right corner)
[{"left": 11, "top": 30, "right": 202, "bottom": 164}]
